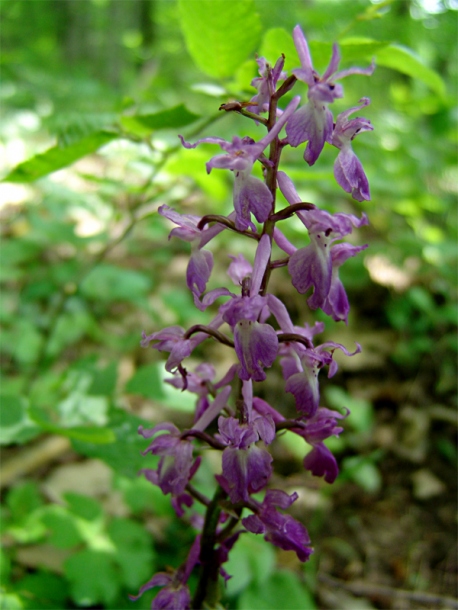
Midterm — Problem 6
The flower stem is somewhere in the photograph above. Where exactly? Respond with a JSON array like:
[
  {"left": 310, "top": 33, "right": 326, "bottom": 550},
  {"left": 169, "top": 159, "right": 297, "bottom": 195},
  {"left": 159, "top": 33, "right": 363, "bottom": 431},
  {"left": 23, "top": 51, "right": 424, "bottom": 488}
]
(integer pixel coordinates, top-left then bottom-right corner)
[{"left": 192, "top": 485, "right": 226, "bottom": 609}]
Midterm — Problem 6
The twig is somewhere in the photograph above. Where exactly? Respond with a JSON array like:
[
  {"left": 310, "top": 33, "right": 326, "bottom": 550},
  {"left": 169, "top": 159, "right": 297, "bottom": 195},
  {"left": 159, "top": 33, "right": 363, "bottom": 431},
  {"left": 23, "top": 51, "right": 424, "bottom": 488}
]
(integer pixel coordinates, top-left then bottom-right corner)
[{"left": 318, "top": 573, "right": 458, "bottom": 608}]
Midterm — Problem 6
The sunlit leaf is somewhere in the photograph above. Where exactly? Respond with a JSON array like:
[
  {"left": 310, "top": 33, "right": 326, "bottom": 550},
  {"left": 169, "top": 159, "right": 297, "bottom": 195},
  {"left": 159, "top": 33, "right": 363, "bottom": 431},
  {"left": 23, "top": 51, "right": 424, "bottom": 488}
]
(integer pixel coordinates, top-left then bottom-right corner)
[
  {"left": 0, "top": 394, "right": 40, "bottom": 446},
  {"left": 64, "top": 549, "right": 119, "bottom": 607},
  {"left": 28, "top": 405, "right": 115, "bottom": 444},
  {"left": 376, "top": 44, "right": 446, "bottom": 98},
  {"left": 238, "top": 569, "right": 316, "bottom": 610},
  {"left": 2, "top": 132, "right": 117, "bottom": 183},
  {"left": 178, "top": 0, "right": 262, "bottom": 78},
  {"left": 120, "top": 104, "right": 200, "bottom": 137}
]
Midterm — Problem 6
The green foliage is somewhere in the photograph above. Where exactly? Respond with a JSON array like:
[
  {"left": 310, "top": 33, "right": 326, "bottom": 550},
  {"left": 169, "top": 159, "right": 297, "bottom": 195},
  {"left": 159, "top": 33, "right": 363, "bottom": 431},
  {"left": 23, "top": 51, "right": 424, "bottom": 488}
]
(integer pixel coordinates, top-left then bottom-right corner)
[
  {"left": 3, "top": 132, "right": 117, "bottom": 183},
  {"left": 178, "top": 0, "right": 262, "bottom": 79}
]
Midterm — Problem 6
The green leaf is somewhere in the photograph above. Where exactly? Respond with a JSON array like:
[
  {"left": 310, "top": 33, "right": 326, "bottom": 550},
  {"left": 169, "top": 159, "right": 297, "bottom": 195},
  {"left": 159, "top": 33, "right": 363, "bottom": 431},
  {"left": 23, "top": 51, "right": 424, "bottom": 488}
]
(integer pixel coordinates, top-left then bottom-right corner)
[
  {"left": 71, "top": 409, "right": 158, "bottom": 477},
  {"left": 28, "top": 405, "right": 115, "bottom": 444},
  {"left": 40, "top": 506, "right": 84, "bottom": 549},
  {"left": 178, "top": 0, "right": 262, "bottom": 79},
  {"left": 2, "top": 131, "right": 117, "bottom": 183},
  {"left": 108, "top": 517, "right": 155, "bottom": 589},
  {"left": 0, "top": 593, "right": 23, "bottom": 610},
  {"left": 0, "top": 393, "right": 40, "bottom": 446},
  {"left": 259, "top": 28, "right": 298, "bottom": 72},
  {"left": 64, "top": 550, "right": 119, "bottom": 607},
  {"left": 64, "top": 492, "right": 103, "bottom": 522},
  {"left": 125, "top": 363, "right": 166, "bottom": 400},
  {"left": 120, "top": 104, "right": 200, "bottom": 136},
  {"left": 376, "top": 44, "right": 446, "bottom": 98},
  {"left": 339, "top": 37, "right": 388, "bottom": 64},
  {"left": 12, "top": 572, "right": 68, "bottom": 610},
  {"left": 80, "top": 264, "right": 152, "bottom": 304},
  {"left": 225, "top": 535, "right": 276, "bottom": 597},
  {"left": 238, "top": 569, "right": 316, "bottom": 610},
  {"left": 6, "top": 482, "right": 43, "bottom": 523}
]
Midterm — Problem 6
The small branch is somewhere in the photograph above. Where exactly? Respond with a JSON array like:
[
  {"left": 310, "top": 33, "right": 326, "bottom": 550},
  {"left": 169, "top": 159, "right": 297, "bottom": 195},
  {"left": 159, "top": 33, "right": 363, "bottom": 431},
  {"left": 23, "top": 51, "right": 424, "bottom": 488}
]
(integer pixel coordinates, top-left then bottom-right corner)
[
  {"left": 183, "top": 325, "right": 235, "bottom": 348},
  {"left": 269, "top": 257, "right": 289, "bottom": 269},
  {"left": 278, "top": 333, "right": 313, "bottom": 349},
  {"left": 275, "top": 419, "right": 307, "bottom": 432},
  {"left": 318, "top": 573, "right": 458, "bottom": 609},
  {"left": 219, "top": 102, "right": 269, "bottom": 126},
  {"left": 274, "top": 74, "right": 297, "bottom": 100},
  {"left": 181, "top": 429, "right": 226, "bottom": 450},
  {"left": 270, "top": 202, "right": 316, "bottom": 222},
  {"left": 185, "top": 483, "right": 211, "bottom": 507},
  {"left": 197, "top": 214, "right": 260, "bottom": 240},
  {"left": 216, "top": 516, "right": 241, "bottom": 543}
]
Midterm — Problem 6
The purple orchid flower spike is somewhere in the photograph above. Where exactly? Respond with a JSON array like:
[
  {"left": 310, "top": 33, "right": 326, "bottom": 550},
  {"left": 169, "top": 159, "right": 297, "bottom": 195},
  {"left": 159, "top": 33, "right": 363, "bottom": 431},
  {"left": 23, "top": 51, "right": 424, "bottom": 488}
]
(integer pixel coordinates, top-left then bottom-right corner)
[
  {"left": 286, "top": 25, "right": 374, "bottom": 165},
  {"left": 179, "top": 96, "right": 300, "bottom": 231},
  {"left": 332, "top": 97, "right": 374, "bottom": 201}
]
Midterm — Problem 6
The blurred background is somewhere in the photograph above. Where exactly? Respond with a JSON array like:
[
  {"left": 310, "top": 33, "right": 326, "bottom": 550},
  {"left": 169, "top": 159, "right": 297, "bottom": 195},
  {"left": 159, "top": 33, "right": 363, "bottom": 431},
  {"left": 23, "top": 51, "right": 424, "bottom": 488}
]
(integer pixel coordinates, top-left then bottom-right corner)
[{"left": 0, "top": 0, "right": 456, "bottom": 608}]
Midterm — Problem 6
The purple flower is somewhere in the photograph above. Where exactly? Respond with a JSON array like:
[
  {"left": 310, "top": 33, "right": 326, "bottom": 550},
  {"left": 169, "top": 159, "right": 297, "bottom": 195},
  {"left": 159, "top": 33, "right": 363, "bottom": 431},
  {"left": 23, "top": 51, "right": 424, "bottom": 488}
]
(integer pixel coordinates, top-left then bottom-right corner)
[
  {"left": 138, "top": 423, "right": 196, "bottom": 496},
  {"left": 332, "top": 98, "right": 373, "bottom": 201},
  {"left": 303, "top": 442, "right": 339, "bottom": 483},
  {"left": 242, "top": 490, "right": 313, "bottom": 562},
  {"left": 280, "top": 337, "right": 361, "bottom": 417},
  {"left": 322, "top": 242, "right": 368, "bottom": 322},
  {"left": 227, "top": 253, "right": 253, "bottom": 286},
  {"left": 141, "top": 326, "right": 192, "bottom": 373},
  {"left": 158, "top": 205, "right": 217, "bottom": 298},
  {"left": 247, "top": 55, "right": 287, "bottom": 115},
  {"left": 179, "top": 96, "right": 300, "bottom": 231},
  {"left": 286, "top": 25, "right": 374, "bottom": 165},
  {"left": 278, "top": 170, "right": 368, "bottom": 320},
  {"left": 216, "top": 416, "right": 274, "bottom": 503}
]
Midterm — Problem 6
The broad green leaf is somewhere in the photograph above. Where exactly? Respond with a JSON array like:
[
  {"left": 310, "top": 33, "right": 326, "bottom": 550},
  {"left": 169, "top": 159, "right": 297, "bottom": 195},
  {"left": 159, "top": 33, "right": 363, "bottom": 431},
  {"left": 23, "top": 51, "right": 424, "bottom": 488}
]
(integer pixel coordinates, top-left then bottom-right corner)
[
  {"left": 64, "top": 549, "right": 119, "bottom": 607},
  {"left": 2, "top": 131, "right": 117, "bottom": 183},
  {"left": 0, "top": 593, "right": 23, "bottom": 610},
  {"left": 225, "top": 535, "right": 276, "bottom": 597},
  {"left": 339, "top": 37, "right": 388, "bottom": 64},
  {"left": 259, "top": 28, "right": 298, "bottom": 73},
  {"left": 11, "top": 572, "right": 68, "bottom": 610},
  {"left": 80, "top": 264, "right": 151, "bottom": 304},
  {"left": 28, "top": 405, "right": 115, "bottom": 444},
  {"left": 64, "top": 492, "right": 103, "bottom": 522},
  {"left": 6, "top": 482, "right": 43, "bottom": 522},
  {"left": 238, "top": 569, "right": 316, "bottom": 610},
  {"left": 376, "top": 44, "right": 446, "bottom": 98},
  {"left": 178, "top": 0, "right": 261, "bottom": 79},
  {"left": 125, "top": 363, "right": 166, "bottom": 400},
  {"left": 0, "top": 394, "right": 40, "bottom": 446},
  {"left": 120, "top": 104, "right": 200, "bottom": 136},
  {"left": 71, "top": 409, "right": 158, "bottom": 477},
  {"left": 108, "top": 517, "right": 155, "bottom": 589},
  {"left": 40, "top": 506, "right": 83, "bottom": 549}
]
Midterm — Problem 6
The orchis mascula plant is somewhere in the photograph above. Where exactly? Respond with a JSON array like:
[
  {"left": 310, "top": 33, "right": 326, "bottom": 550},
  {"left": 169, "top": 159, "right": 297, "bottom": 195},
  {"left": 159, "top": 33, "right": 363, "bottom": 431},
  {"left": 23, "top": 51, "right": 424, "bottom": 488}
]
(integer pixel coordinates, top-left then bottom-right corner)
[{"left": 131, "top": 25, "right": 374, "bottom": 610}]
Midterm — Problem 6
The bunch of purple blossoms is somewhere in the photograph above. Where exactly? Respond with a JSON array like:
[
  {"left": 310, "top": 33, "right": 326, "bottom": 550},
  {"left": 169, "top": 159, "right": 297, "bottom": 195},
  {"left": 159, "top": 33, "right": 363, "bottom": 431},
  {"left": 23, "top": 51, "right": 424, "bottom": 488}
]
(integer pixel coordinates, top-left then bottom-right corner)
[{"left": 132, "top": 25, "right": 374, "bottom": 610}]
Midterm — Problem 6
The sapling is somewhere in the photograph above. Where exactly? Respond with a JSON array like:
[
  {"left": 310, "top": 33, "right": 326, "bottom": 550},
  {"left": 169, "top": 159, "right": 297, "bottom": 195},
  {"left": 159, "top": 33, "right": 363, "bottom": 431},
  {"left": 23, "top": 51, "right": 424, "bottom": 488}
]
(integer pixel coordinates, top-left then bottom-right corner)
[{"left": 131, "top": 25, "right": 374, "bottom": 610}]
